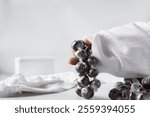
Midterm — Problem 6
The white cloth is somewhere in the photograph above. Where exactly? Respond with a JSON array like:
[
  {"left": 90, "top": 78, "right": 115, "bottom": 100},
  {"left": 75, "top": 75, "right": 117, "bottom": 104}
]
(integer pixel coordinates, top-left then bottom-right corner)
[
  {"left": 0, "top": 72, "right": 77, "bottom": 97},
  {"left": 92, "top": 21, "right": 150, "bottom": 78}
]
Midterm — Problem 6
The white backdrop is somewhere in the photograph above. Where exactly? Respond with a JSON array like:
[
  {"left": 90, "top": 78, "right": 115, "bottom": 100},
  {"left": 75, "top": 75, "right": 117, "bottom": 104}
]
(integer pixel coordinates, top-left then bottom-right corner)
[{"left": 0, "top": 0, "right": 150, "bottom": 78}]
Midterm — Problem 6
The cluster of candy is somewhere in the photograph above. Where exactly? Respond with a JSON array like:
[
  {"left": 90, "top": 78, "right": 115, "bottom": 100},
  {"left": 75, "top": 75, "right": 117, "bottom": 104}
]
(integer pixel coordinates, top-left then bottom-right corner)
[
  {"left": 109, "top": 76, "right": 150, "bottom": 100},
  {"left": 71, "top": 40, "right": 101, "bottom": 99}
]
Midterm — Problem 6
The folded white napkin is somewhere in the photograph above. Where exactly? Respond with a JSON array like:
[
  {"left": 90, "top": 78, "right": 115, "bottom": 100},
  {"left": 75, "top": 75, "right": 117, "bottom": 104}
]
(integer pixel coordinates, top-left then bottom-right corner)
[
  {"left": 0, "top": 72, "right": 77, "bottom": 97},
  {"left": 92, "top": 21, "right": 150, "bottom": 78}
]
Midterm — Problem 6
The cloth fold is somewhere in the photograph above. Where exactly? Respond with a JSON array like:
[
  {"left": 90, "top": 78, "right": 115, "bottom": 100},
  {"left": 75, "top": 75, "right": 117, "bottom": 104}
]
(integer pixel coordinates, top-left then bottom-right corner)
[
  {"left": 92, "top": 21, "right": 150, "bottom": 78},
  {"left": 0, "top": 72, "right": 77, "bottom": 97}
]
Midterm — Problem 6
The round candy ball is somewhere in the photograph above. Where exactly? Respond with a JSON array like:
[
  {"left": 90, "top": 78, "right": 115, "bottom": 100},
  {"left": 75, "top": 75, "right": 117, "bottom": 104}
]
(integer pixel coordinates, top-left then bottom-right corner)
[
  {"left": 75, "top": 62, "right": 87, "bottom": 74},
  {"left": 90, "top": 79, "right": 101, "bottom": 90},
  {"left": 81, "top": 87, "right": 94, "bottom": 99},
  {"left": 71, "top": 40, "right": 85, "bottom": 51}
]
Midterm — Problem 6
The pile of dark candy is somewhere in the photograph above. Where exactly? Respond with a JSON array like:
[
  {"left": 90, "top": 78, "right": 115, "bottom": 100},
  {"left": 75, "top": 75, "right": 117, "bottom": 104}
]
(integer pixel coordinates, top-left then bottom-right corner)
[
  {"left": 71, "top": 40, "right": 101, "bottom": 99},
  {"left": 109, "top": 76, "right": 150, "bottom": 100},
  {"left": 71, "top": 40, "right": 150, "bottom": 100}
]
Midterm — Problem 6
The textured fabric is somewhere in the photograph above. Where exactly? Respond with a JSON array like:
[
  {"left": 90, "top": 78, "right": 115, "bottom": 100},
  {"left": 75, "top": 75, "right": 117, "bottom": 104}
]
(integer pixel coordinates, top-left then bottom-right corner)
[
  {"left": 92, "top": 21, "right": 150, "bottom": 78},
  {"left": 0, "top": 72, "right": 77, "bottom": 97}
]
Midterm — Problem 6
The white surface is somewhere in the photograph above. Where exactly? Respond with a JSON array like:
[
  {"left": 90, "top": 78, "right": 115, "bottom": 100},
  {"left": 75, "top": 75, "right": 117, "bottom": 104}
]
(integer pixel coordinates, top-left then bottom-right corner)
[
  {"left": 15, "top": 57, "right": 55, "bottom": 77},
  {"left": 0, "top": 82, "right": 115, "bottom": 100},
  {"left": 0, "top": 72, "right": 123, "bottom": 100}
]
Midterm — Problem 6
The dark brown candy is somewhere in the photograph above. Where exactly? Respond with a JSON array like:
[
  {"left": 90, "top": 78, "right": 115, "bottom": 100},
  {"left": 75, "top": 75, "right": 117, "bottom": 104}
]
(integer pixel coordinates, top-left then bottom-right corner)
[
  {"left": 108, "top": 88, "right": 122, "bottom": 100},
  {"left": 124, "top": 78, "right": 140, "bottom": 84},
  {"left": 76, "top": 81, "right": 84, "bottom": 88},
  {"left": 121, "top": 90, "right": 130, "bottom": 100},
  {"left": 129, "top": 92, "right": 136, "bottom": 100},
  {"left": 75, "top": 87, "right": 82, "bottom": 97},
  {"left": 71, "top": 40, "right": 85, "bottom": 51},
  {"left": 90, "top": 79, "right": 101, "bottom": 90},
  {"left": 124, "top": 81, "right": 132, "bottom": 88},
  {"left": 138, "top": 92, "right": 150, "bottom": 100},
  {"left": 81, "top": 87, "right": 94, "bottom": 99},
  {"left": 135, "top": 92, "right": 146, "bottom": 100},
  {"left": 132, "top": 79, "right": 140, "bottom": 84},
  {"left": 129, "top": 86, "right": 146, "bottom": 100},
  {"left": 124, "top": 78, "right": 133, "bottom": 83},
  {"left": 88, "top": 68, "right": 99, "bottom": 77},
  {"left": 141, "top": 76, "right": 150, "bottom": 89},
  {"left": 137, "top": 87, "right": 145, "bottom": 92},
  {"left": 130, "top": 83, "right": 143, "bottom": 93},
  {"left": 78, "top": 75, "right": 90, "bottom": 87},
  {"left": 114, "top": 82, "right": 124, "bottom": 89},
  {"left": 119, "top": 85, "right": 130, "bottom": 100},
  {"left": 75, "top": 62, "right": 87, "bottom": 74},
  {"left": 87, "top": 55, "right": 99, "bottom": 68},
  {"left": 85, "top": 45, "right": 92, "bottom": 56},
  {"left": 75, "top": 49, "right": 87, "bottom": 60},
  {"left": 119, "top": 85, "right": 130, "bottom": 92}
]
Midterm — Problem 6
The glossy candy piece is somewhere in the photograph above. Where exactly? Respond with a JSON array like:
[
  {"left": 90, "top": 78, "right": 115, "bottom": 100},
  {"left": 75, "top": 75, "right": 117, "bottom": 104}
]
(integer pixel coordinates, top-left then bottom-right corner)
[
  {"left": 135, "top": 93, "right": 143, "bottom": 100},
  {"left": 76, "top": 81, "right": 84, "bottom": 88},
  {"left": 141, "top": 76, "right": 150, "bottom": 89},
  {"left": 75, "top": 87, "right": 82, "bottom": 97},
  {"left": 124, "top": 78, "right": 139, "bottom": 84},
  {"left": 135, "top": 92, "right": 149, "bottom": 100},
  {"left": 122, "top": 91, "right": 130, "bottom": 100},
  {"left": 124, "top": 78, "right": 133, "bottom": 83},
  {"left": 137, "top": 92, "right": 150, "bottom": 100},
  {"left": 130, "top": 83, "right": 143, "bottom": 93},
  {"left": 108, "top": 88, "right": 122, "bottom": 100},
  {"left": 75, "top": 49, "right": 87, "bottom": 60},
  {"left": 129, "top": 84, "right": 145, "bottom": 100},
  {"left": 88, "top": 68, "right": 99, "bottom": 77},
  {"left": 114, "top": 82, "right": 124, "bottom": 89},
  {"left": 81, "top": 87, "right": 94, "bottom": 99},
  {"left": 78, "top": 75, "right": 90, "bottom": 87},
  {"left": 129, "top": 92, "right": 136, "bottom": 100},
  {"left": 119, "top": 85, "right": 130, "bottom": 92},
  {"left": 85, "top": 45, "right": 92, "bottom": 56},
  {"left": 124, "top": 81, "right": 132, "bottom": 88},
  {"left": 87, "top": 55, "right": 99, "bottom": 68},
  {"left": 132, "top": 79, "right": 141, "bottom": 84},
  {"left": 118, "top": 84, "right": 130, "bottom": 100},
  {"left": 113, "top": 81, "right": 131, "bottom": 100},
  {"left": 136, "top": 87, "right": 145, "bottom": 92},
  {"left": 75, "top": 62, "right": 87, "bottom": 74},
  {"left": 90, "top": 79, "right": 101, "bottom": 90},
  {"left": 71, "top": 40, "right": 85, "bottom": 51}
]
